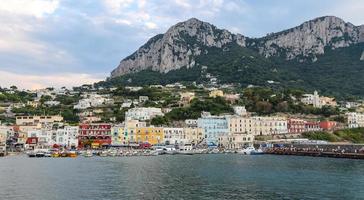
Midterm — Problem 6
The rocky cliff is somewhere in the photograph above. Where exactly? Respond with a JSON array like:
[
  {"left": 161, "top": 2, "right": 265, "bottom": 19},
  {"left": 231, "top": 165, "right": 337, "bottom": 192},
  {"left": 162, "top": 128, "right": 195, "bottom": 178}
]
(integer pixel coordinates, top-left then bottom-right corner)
[
  {"left": 111, "top": 18, "right": 246, "bottom": 77},
  {"left": 111, "top": 16, "right": 364, "bottom": 78},
  {"left": 256, "top": 16, "right": 364, "bottom": 61}
]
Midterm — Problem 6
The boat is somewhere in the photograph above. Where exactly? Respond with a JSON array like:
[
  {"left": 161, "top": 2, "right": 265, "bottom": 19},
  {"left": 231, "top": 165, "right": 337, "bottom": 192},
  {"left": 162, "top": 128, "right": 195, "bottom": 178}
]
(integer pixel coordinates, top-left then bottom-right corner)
[
  {"left": 239, "top": 146, "right": 256, "bottom": 155},
  {"left": 83, "top": 150, "right": 93, "bottom": 157},
  {"left": 177, "top": 150, "right": 195, "bottom": 155},
  {"left": 51, "top": 152, "right": 60, "bottom": 158},
  {"left": 99, "top": 150, "right": 108, "bottom": 157},
  {"left": 27, "top": 151, "right": 36, "bottom": 157},
  {"left": 250, "top": 148, "right": 264, "bottom": 155},
  {"left": 67, "top": 150, "right": 78, "bottom": 158},
  {"left": 35, "top": 151, "right": 45, "bottom": 157},
  {"left": 44, "top": 151, "right": 52, "bottom": 157}
]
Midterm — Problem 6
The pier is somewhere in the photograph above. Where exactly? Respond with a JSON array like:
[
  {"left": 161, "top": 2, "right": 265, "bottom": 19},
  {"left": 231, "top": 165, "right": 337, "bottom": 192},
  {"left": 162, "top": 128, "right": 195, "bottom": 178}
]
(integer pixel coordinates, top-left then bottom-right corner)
[{"left": 265, "top": 143, "right": 364, "bottom": 159}]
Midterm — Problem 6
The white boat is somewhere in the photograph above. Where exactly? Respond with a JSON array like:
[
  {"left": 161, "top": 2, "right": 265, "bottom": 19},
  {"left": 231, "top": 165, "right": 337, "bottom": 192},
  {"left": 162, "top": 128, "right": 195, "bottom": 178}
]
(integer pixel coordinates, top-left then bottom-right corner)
[
  {"left": 239, "top": 146, "right": 256, "bottom": 155},
  {"left": 83, "top": 150, "right": 93, "bottom": 157}
]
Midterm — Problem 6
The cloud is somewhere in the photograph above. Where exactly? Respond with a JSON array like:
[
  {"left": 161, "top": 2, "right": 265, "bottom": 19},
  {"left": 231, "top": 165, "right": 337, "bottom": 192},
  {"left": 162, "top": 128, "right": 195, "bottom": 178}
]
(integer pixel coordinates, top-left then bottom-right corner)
[
  {"left": 1, "top": 0, "right": 364, "bottom": 89},
  {"left": 0, "top": 70, "right": 103, "bottom": 90},
  {"left": 0, "top": 0, "right": 59, "bottom": 18}
]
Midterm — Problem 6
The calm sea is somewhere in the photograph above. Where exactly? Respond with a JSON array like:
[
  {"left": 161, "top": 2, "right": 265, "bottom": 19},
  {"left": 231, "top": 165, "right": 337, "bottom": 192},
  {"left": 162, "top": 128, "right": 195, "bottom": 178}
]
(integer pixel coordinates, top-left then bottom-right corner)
[{"left": 0, "top": 154, "right": 363, "bottom": 200}]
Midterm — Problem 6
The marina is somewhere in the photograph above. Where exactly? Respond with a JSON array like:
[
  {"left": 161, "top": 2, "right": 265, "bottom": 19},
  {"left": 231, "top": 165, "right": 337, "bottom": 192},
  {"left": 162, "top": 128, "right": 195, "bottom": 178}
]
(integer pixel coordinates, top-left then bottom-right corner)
[{"left": 1, "top": 154, "right": 364, "bottom": 200}]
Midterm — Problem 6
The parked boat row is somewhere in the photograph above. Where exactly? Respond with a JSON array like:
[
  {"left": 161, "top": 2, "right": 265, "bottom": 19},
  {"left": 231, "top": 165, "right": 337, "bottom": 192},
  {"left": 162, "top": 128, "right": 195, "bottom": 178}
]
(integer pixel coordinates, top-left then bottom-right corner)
[{"left": 25, "top": 145, "right": 264, "bottom": 158}]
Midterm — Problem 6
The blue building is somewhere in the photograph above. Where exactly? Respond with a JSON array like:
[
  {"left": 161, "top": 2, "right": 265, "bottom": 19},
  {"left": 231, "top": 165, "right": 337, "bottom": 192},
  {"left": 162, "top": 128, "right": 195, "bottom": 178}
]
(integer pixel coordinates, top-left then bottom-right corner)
[{"left": 197, "top": 114, "right": 229, "bottom": 147}]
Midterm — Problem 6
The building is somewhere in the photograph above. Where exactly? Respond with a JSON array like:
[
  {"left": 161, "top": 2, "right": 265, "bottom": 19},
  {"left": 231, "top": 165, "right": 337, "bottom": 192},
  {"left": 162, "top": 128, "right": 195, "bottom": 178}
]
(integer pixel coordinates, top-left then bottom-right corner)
[
  {"left": 125, "top": 107, "right": 164, "bottom": 121},
  {"left": 233, "top": 106, "right": 247, "bottom": 116},
  {"left": 180, "top": 92, "right": 195, "bottom": 106},
  {"left": 135, "top": 127, "right": 163, "bottom": 145},
  {"left": 55, "top": 126, "right": 79, "bottom": 148},
  {"left": 74, "top": 94, "right": 106, "bottom": 109},
  {"left": 346, "top": 112, "right": 364, "bottom": 128},
  {"left": 16, "top": 115, "right": 63, "bottom": 126},
  {"left": 250, "top": 116, "right": 288, "bottom": 136},
  {"left": 218, "top": 133, "right": 254, "bottom": 149},
  {"left": 185, "top": 119, "right": 198, "bottom": 127},
  {"left": 209, "top": 89, "right": 224, "bottom": 98},
  {"left": 197, "top": 114, "right": 229, "bottom": 146},
  {"left": 228, "top": 116, "right": 251, "bottom": 135},
  {"left": 0, "top": 126, "right": 10, "bottom": 146},
  {"left": 304, "top": 121, "right": 322, "bottom": 132},
  {"left": 319, "top": 121, "right": 337, "bottom": 131},
  {"left": 184, "top": 127, "right": 204, "bottom": 145},
  {"left": 301, "top": 91, "right": 320, "bottom": 107},
  {"left": 288, "top": 119, "right": 306, "bottom": 134},
  {"left": 301, "top": 91, "right": 337, "bottom": 108},
  {"left": 139, "top": 96, "right": 149, "bottom": 102},
  {"left": 163, "top": 128, "right": 187, "bottom": 145},
  {"left": 26, "top": 129, "right": 54, "bottom": 149},
  {"left": 111, "top": 125, "right": 126, "bottom": 145},
  {"left": 27, "top": 101, "right": 40, "bottom": 108},
  {"left": 124, "top": 120, "right": 146, "bottom": 144},
  {"left": 224, "top": 94, "right": 240, "bottom": 103},
  {"left": 78, "top": 124, "right": 112, "bottom": 149},
  {"left": 44, "top": 100, "right": 60, "bottom": 106}
]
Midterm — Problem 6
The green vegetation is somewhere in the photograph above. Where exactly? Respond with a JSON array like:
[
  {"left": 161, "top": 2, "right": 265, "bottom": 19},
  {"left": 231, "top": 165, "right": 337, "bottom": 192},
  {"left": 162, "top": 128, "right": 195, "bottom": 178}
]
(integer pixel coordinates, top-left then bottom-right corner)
[
  {"left": 151, "top": 97, "right": 233, "bottom": 125},
  {"left": 242, "top": 87, "right": 339, "bottom": 116},
  {"left": 334, "top": 128, "right": 364, "bottom": 143},
  {"left": 302, "top": 131, "right": 340, "bottom": 142},
  {"left": 302, "top": 128, "right": 364, "bottom": 143},
  {"left": 99, "top": 42, "right": 364, "bottom": 99}
]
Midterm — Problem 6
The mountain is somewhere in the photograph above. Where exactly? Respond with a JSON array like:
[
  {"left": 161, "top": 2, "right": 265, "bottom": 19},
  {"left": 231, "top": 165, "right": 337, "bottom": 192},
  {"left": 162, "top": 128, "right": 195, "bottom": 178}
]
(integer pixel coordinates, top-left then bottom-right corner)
[
  {"left": 110, "top": 18, "right": 246, "bottom": 77},
  {"left": 107, "top": 16, "right": 364, "bottom": 97}
]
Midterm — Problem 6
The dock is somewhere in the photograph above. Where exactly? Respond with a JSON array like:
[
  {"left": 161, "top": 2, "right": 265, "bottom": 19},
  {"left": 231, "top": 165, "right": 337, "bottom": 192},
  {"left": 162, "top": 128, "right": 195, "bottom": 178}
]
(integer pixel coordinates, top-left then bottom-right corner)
[{"left": 266, "top": 149, "right": 364, "bottom": 159}]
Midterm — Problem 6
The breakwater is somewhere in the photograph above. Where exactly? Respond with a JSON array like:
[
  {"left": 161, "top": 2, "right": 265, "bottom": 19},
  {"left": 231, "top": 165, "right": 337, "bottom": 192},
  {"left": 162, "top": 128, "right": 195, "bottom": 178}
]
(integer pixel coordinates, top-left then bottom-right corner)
[{"left": 266, "top": 144, "right": 364, "bottom": 159}]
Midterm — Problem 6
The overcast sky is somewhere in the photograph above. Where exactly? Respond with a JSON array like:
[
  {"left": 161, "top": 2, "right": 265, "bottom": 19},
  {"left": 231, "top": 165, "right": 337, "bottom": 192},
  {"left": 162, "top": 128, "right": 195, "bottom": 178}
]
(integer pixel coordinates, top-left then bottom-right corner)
[{"left": 0, "top": 0, "right": 363, "bottom": 89}]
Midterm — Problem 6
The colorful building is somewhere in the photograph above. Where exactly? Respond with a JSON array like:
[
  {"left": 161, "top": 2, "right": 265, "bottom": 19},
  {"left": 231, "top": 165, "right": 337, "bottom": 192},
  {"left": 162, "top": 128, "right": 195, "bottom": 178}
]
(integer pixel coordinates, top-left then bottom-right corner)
[
  {"left": 319, "top": 121, "right": 337, "bottom": 131},
  {"left": 197, "top": 114, "right": 229, "bottom": 146},
  {"left": 288, "top": 119, "right": 306, "bottom": 134},
  {"left": 135, "top": 127, "right": 163, "bottom": 145},
  {"left": 78, "top": 123, "right": 112, "bottom": 149}
]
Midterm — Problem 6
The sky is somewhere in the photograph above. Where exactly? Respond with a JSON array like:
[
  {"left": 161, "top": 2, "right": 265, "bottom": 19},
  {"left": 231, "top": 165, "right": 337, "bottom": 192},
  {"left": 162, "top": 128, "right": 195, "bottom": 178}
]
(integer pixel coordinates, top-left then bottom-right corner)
[{"left": 0, "top": 0, "right": 363, "bottom": 90}]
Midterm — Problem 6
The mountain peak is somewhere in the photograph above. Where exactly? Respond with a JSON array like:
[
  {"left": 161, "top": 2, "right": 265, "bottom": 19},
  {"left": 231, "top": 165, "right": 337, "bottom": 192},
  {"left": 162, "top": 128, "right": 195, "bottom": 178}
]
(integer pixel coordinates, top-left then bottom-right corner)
[{"left": 111, "top": 16, "right": 364, "bottom": 78}]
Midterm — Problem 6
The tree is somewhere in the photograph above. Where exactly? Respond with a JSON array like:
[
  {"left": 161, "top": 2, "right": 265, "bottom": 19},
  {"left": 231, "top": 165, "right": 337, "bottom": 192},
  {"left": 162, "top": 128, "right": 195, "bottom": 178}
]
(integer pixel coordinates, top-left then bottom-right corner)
[
  {"left": 255, "top": 101, "right": 272, "bottom": 114},
  {"left": 10, "top": 85, "right": 17, "bottom": 90}
]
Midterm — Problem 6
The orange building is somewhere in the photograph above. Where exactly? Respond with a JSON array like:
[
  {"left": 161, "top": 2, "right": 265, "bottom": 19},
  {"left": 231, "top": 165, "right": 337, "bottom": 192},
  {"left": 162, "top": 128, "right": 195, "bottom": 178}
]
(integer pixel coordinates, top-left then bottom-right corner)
[
  {"left": 135, "top": 127, "right": 164, "bottom": 145},
  {"left": 319, "top": 121, "right": 337, "bottom": 131}
]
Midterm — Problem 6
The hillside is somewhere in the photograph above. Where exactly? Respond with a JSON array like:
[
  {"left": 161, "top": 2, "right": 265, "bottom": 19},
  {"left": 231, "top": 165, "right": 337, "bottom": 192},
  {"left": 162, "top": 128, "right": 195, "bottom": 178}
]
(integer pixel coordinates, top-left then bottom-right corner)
[{"left": 104, "top": 16, "right": 364, "bottom": 98}]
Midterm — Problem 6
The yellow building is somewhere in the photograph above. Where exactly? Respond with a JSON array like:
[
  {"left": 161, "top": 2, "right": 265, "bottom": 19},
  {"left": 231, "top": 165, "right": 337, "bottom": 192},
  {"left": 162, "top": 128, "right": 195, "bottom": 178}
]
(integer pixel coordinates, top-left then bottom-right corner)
[
  {"left": 111, "top": 126, "right": 125, "bottom": 145},
  {"left": 135, "top": 127, "right": 163, "bottom": 145},
  {"left": 183, "top": 127, "right": 204, "bottom": 145},
  {"left": 27, "top": 101, "right": 40, "bottom": 108},
  {"left": 209, "top": 90, "right": 224, "bottom": 98},
  {"left": 16, "top": 115, "right": 63, "bottom": 126}
]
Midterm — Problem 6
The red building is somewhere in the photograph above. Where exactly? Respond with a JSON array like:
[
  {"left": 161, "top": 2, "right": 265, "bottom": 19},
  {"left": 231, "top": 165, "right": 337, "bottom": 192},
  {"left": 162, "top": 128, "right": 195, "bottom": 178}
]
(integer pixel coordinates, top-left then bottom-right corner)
[
  {"left": 78, "top": 124, "right": 112, "bottom": 149},
  {"left": 304, "top": 121, "right": 321, "bottom": 132},
  {"left": 288, "top": 119, "right": 306, "bottom": 134},
  {"left": 319, "top": 121, "right": 337, "bottom": 131}
]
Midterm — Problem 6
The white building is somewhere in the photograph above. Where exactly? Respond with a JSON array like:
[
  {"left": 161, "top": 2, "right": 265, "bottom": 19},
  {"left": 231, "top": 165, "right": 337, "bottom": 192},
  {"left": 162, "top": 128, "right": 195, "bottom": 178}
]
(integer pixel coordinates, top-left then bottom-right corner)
[
  {"left": 301, "top": 91, "right": 337, "bottom": 108},
  {"left": 55, "top": 126, "right": 79, "bottom": 148},
  {"left": 74, "top": 94, "right": 106, "bottom": 109},
  {"left": 125, "top": 107, "right": 164, "bottom": 121},
  {"left": 347, "top": 112, "right": 364, "bottom": 128},
  {"left": 44, "top": 100, "right": 60, "bottom": 106},
  {"left": 301, "top": 91, "right": 321, "bottom": 108},
  {"left": 26, "top": 129, "right": 54, "bottom": 148},
  {"left": 185, "top": 119, "right": 198, "bottom": 127},
  {"left": 233, "top": 106, "right": 247, "bottom": 116},
  {"left": 163, "top": 128, "right": 188, "bottom": 145}
]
